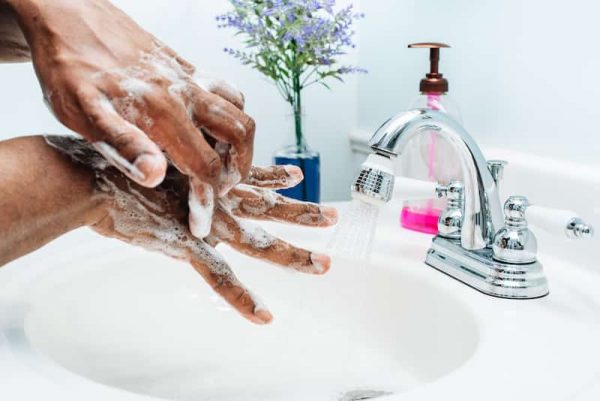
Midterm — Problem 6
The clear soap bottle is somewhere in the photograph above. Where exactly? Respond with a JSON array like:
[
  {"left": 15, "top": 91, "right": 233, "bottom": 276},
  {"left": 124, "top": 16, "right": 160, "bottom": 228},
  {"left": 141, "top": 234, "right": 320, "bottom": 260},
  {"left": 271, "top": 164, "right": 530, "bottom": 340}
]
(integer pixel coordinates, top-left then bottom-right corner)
[{"left": 399, "top": 43, "right": 463, "bottom": 234}]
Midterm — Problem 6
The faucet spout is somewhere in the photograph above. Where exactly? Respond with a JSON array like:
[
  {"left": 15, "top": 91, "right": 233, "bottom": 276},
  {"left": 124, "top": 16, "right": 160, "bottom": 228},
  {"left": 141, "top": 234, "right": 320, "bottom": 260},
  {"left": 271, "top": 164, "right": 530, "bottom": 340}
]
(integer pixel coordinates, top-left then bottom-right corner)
[{"left": 368, "top": 109, "right": 503, "bottom": 250}]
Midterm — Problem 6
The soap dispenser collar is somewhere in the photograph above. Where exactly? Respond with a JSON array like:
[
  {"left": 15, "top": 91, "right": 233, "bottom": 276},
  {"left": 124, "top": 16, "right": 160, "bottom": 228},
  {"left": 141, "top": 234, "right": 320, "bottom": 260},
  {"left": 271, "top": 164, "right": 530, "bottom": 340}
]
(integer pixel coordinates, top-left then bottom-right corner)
[{"left": 408, "top": 42, "right": 450, "bottom": 93}]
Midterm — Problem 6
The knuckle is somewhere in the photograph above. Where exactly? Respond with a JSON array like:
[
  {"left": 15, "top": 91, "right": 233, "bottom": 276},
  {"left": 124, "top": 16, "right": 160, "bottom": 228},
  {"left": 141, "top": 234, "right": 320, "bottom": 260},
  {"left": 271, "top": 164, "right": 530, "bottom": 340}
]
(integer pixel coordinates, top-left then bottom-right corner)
[
  {"left": 240, "top": 114, "right": 256, "bottom": 140},
  {"left": 204, "top": 152, "right": 222, "bottom": 179},
  {"left": 110, "top": 130, "right": 137, "bottom": 151},
  {"left": 148, "top": 75, "right": 171, "bottom": 88},
  {"left": 303, "top": 204, "right": 317, "bottom": 215}
]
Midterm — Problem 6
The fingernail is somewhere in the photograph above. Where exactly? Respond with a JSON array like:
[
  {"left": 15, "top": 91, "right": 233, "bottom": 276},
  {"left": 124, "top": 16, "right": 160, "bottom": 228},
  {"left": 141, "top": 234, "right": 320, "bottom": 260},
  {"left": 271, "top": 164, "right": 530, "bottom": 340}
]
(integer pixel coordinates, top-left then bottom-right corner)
[
  {"left": 283, "top": 165, "right": 303, "bottom": 185},
  {"left": 310, "top": 253, "right": 331, "bottom": 275},
  {"left": 322, "top": 207, "right": 339, "bottom": 224},
  {"left": 253, "top": 309, "right": 273, "bottom": 325},
  {"left": 134, "top": 153, "right": 167, "bottom": 188}
]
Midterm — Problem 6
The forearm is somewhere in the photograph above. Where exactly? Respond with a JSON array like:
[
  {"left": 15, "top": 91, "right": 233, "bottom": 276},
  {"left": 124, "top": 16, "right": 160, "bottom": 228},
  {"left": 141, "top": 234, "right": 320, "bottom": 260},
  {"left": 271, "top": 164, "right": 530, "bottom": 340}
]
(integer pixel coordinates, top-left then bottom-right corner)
[
  {"left": 0, "top": 135, "right": 104, "bottom": 266},
  {"left": 0, "top": 0, "right": 31, "bottom": 62}
]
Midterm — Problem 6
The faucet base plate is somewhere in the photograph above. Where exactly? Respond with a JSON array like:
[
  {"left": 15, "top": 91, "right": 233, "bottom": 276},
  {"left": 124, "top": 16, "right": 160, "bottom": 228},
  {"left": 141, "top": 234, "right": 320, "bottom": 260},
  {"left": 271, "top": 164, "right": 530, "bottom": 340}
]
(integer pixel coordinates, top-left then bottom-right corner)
[{"left": 425, "top": 237, "right": 549, "bottom": 299}]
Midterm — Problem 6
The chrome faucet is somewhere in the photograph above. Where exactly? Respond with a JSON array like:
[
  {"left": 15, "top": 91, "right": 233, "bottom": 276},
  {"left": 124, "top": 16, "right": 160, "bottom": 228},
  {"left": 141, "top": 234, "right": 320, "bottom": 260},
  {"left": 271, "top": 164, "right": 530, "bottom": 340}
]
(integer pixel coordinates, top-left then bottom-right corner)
[
  {"left": 368, "top": 109, "right": 504, "bottom": 250},
  {"left": 352, "top": 109, "right": 594, "bottom": 299}
]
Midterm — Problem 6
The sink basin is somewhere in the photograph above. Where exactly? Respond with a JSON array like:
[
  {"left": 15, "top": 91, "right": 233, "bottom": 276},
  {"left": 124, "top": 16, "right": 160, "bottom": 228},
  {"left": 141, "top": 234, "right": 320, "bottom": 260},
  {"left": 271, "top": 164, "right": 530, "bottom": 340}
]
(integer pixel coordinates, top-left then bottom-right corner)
[
  {"left": 2, "top": 145, "right": 599, "bottom": 401},
  {"left": 21, "top": 228, "right": 478, "bottom": 401}
]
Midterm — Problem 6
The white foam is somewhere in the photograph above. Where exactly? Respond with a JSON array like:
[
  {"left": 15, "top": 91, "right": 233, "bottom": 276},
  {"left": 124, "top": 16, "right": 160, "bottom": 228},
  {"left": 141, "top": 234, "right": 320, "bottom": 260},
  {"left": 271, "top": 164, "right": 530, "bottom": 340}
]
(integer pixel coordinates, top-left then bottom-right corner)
[
  {"left": 92, "top": 47, "right": 191, "bottom": 131},
  {"left": 220, "top": 168, "right": 242, "bottom": 196},
  {"left": 194, "top": 72, "right": 243, "bottom": 106},
  {"left": 93, "top": 141, "right": 145, "bottom": 182},
  {"left": 219, "top": 193, "right": 242, "bottom": 212},
  {"left": 188, "top": 183, "right": 214, "bottom": 239},
  {"left": 97, "top": 178, "right": 236, "bottom": 280},
  {"left": 237, "top": 220, "right": 276, "bottom": 249},
  {"left": 46, "top": 136, "right": 253, "bottom": 314},
  {"left": 120, "top": 77, "right": 152, "bottom": 97},
  {"left": 44, "top": 136, "right": 111, "bottom": 171},
  {"left": 309, "top": 255, "right": 326, "bottom": 274},
  {"left": 112, "top": 97, "right": 141, "bottom": 125},
  {"left": 211, "top": 219, "right": 235, "bottom": 241},
  {"left": 295, "top": 213, "right": 321, "bottom": 225},
  {"left": 207, "top": 103, "right": 247, "bottom": 137},
  {"left": 247, "top": 290, "right": 268, "bottom": 314},
  {"left": 228, "top": 186, "right": 279, "bottom": 217},
  {"left": 141, "top": 50, "right": 188, "bottom": 83}
]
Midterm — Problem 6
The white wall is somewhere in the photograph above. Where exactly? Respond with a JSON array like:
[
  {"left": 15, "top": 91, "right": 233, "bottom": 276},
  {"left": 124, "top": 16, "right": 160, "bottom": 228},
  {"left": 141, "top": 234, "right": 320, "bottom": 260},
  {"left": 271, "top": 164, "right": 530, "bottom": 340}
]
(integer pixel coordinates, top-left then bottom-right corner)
[
  {"left": 356, "top": 0, "right": 600, "bottom": 165},
  {"left": 0, "top": 0, "right": 358, "bottom": 201},
  {"left": 4, "top": 0, "right": 597, "bottom": 202}
]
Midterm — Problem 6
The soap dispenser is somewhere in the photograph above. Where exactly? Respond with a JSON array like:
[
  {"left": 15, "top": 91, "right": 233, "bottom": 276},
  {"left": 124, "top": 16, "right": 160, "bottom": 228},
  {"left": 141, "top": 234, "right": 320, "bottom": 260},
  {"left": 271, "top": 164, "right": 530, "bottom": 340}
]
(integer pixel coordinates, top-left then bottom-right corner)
[{"left": 399, "top": 42, "right": 463, "bottom": 235}]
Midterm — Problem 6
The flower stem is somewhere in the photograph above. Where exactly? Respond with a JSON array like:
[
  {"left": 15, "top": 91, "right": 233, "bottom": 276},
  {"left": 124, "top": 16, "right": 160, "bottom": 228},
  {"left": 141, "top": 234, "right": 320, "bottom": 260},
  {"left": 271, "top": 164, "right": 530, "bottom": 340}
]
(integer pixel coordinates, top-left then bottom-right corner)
[{"left": 292, "top": 70, "right": 303, "bottom": 149}]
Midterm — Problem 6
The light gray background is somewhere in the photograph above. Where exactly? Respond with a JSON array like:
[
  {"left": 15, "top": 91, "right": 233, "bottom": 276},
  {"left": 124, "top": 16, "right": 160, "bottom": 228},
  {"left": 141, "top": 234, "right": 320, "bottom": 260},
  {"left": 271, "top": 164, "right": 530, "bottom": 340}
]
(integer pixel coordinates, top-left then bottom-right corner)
[{"left": 0, "top": 0, "right": 597, "bottom": 201}]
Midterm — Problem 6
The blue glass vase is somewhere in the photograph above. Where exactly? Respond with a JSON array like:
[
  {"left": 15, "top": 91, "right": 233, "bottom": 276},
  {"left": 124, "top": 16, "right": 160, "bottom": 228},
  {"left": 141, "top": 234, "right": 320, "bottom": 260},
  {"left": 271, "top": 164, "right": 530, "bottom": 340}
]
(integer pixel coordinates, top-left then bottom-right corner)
[{"left": 274, "top": 144, "right": 320, "bottom": 203}]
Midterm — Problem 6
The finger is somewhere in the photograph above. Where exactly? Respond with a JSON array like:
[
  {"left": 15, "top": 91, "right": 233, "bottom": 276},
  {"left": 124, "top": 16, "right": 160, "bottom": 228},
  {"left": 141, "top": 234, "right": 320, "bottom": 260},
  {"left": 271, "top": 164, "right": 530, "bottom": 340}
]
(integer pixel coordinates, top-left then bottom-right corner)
[
  {"left": 141, "top": 93, "right": 222, "bottom": 238},
  {"left": 212, "top": 207, "right": 331, "bottom": 274},
  {"left": 89, "top": 167, "right": 270, "bottom": 325},
  {"left": 188, "top": 178, "right": 216, "bottom": 239},
  {"left": 190, "top": 88, "right": 255, "bottom": 194},
  {"left": 226, "top": 186, "right": 338, "bottom": 227},
  {"left": 158, "top": 43, "right": 196, "bottom": 76},
  {"left": 95, "top": 215, "right": 272, "bottom": 325},
  {"left": 189, "top": 244, "right": 273, "bottom": 325},
  {"left": 244, "top": 165, "right": 304, "bottom": 189},
  {"left": 194, "top": 72, "right": 245, "bottom": 110},
  {"left": 79, "top": 92, "right": 167, "bottom": 188}
]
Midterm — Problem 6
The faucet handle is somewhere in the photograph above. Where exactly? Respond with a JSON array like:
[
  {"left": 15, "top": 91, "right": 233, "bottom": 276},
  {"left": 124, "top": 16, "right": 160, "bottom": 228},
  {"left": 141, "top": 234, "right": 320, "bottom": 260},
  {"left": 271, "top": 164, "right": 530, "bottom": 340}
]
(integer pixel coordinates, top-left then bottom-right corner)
[
  {"left": 526, "top": 205, "right": 595, "bottom": 240},
  {"left": 493, "top": 196, "right": 538, "bottom": 264},
  {"left": 487, "top": 160, "right": 508, "bottom": 184},
  {"left": 437, "top": 181, "right": 465, "bottom": 239},
  {"left": 503, "top": 195, "right": 530, "bottom": 223}
]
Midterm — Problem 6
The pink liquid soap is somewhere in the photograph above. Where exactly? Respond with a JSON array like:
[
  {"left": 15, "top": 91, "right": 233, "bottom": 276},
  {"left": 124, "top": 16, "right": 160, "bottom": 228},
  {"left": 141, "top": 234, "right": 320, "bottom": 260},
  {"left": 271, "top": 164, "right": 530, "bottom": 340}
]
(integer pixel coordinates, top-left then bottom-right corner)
[
  {"left": 399, "top": 92, "right": 443, "bottom": 235},
  {"left": 401, "top": 206, "right": 441, "bottom": 235}
]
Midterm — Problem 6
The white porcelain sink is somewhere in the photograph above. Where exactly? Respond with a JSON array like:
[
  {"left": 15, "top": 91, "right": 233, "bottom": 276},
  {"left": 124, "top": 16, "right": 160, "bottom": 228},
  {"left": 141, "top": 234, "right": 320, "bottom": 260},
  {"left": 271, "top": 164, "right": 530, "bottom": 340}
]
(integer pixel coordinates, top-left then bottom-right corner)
[
  {"left": 17, "top": 222, "right": 478, "bottom": 401},
  {"left": 1, "top": 148, "right": 600, "bottom": 401}
]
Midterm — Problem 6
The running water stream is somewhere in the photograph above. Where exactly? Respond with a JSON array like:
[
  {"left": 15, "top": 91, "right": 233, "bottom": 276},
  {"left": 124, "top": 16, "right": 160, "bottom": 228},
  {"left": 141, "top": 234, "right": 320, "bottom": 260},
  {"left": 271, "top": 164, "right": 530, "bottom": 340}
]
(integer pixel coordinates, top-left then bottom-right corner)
[{"left": 328, "top": 200, "right": 380, "bottom": 262}]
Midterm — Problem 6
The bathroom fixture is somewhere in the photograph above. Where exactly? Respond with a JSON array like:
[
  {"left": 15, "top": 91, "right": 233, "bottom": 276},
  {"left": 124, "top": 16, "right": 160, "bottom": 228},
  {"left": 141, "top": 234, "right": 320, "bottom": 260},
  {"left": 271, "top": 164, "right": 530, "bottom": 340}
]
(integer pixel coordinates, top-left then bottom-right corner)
[
  {"left": 354, "top": 109, "right": 594, "bottom": 299},
  {"left": 492, "top": 196, "right": 538, "bottom": 264},
  {"left": 351, "top": 153, "right": 441, "bottom": 206},
  {"left": 436, "top": 181, "right": 464, "bottom": 240},
  {"left": 401, "top": 42, "right": 463, "bottom": 235},
  {"left": 4, "top": 145, "right": 599, "bottom": 401}
]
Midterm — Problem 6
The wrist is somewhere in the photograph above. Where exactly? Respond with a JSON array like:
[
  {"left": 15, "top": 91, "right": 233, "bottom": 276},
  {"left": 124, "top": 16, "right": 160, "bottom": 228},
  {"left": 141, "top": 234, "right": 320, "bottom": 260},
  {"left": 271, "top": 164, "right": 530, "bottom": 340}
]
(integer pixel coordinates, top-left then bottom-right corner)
[
  {"left": 42, "top": 135, "right": 110, "bottom": 227},
  {"left": 2, "top": 0, "right": 82, "bottom": 48},
  {"left": 1, "top": 0, "right": 44, "bottom": 46}
]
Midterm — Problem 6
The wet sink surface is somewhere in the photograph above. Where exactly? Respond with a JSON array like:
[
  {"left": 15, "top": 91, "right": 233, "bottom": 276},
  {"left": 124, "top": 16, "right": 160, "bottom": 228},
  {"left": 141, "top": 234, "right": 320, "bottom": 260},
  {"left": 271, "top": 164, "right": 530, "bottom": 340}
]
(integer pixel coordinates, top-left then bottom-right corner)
[{"left": 22, "top": 233, "right": 478, "bottom": 401}]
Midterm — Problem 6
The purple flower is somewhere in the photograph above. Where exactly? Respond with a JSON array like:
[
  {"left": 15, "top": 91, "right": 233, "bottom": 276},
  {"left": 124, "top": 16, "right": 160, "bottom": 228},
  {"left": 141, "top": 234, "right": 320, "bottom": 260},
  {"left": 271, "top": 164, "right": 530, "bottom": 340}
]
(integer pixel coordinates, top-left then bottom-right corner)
[{"left": 218, "top": 0, "right": 367, "bottom": 104}]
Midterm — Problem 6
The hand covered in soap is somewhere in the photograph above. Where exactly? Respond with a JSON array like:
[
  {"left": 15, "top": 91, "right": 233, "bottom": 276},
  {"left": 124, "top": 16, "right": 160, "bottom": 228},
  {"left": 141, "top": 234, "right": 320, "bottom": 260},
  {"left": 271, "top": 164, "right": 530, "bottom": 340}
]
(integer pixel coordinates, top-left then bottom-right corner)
[
  {"left": 46, "top": 136, "right": 337, "bottom": 325},
  {"left": 5, "top": 0, "right": 254, "bottom": 238}
]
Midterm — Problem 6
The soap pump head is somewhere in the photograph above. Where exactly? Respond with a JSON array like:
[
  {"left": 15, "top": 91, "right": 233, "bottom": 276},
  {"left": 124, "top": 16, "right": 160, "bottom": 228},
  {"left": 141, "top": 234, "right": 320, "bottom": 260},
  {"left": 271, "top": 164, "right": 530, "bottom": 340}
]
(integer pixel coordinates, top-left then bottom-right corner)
[{"left": 408, "top": 42, "right": 450, "bottom": 93}]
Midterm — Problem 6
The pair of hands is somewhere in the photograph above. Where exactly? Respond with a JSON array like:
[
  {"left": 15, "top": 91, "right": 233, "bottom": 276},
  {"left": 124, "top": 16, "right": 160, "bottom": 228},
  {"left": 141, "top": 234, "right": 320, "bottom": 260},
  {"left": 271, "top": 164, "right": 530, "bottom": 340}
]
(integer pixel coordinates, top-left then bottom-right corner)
[
  {"left": 6, "top": 0, "right": 254, "bottom": 238},
  {"left": 47, "top": 136, "right": 338, "bottom": 325},
  {"left": 3, "top": 0, "right": 336, "bottom": 324}
]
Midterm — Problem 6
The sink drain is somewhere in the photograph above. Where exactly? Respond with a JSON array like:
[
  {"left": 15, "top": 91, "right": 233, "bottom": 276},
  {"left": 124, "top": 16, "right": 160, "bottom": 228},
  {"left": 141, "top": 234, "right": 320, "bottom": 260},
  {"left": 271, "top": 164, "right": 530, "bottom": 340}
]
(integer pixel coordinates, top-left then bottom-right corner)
[{"left": 339, "top": 389, "right": 393, "bottom": 401}]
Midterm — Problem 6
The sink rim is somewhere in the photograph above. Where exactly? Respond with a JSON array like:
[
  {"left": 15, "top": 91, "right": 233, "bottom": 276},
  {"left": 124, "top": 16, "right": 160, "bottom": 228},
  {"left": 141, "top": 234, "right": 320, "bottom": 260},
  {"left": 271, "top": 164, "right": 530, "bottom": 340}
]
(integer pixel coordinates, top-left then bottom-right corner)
[
  {"left": 2, "top": 200, "right": 600, "bottom": 401},
  {"left": 18, "top": 228, "right": 480, "bottom": 401}
]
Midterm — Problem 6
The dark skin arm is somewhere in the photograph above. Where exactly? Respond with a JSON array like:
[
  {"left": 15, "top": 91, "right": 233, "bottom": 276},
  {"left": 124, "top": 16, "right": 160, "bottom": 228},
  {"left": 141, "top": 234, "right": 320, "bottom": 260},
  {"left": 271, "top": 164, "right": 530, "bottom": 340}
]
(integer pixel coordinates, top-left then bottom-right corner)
[
  {"left": 0, "top": 136, "right": 103, "bottom": 264},
  {"left": 0, "top": 0, "right": 256, "bottom": 240},
  {"left": 0, "top": 136, "right": 338, "bottom": 324},
  {"left": 0, "top": 1, "right": 30, "bottom": 62}
]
